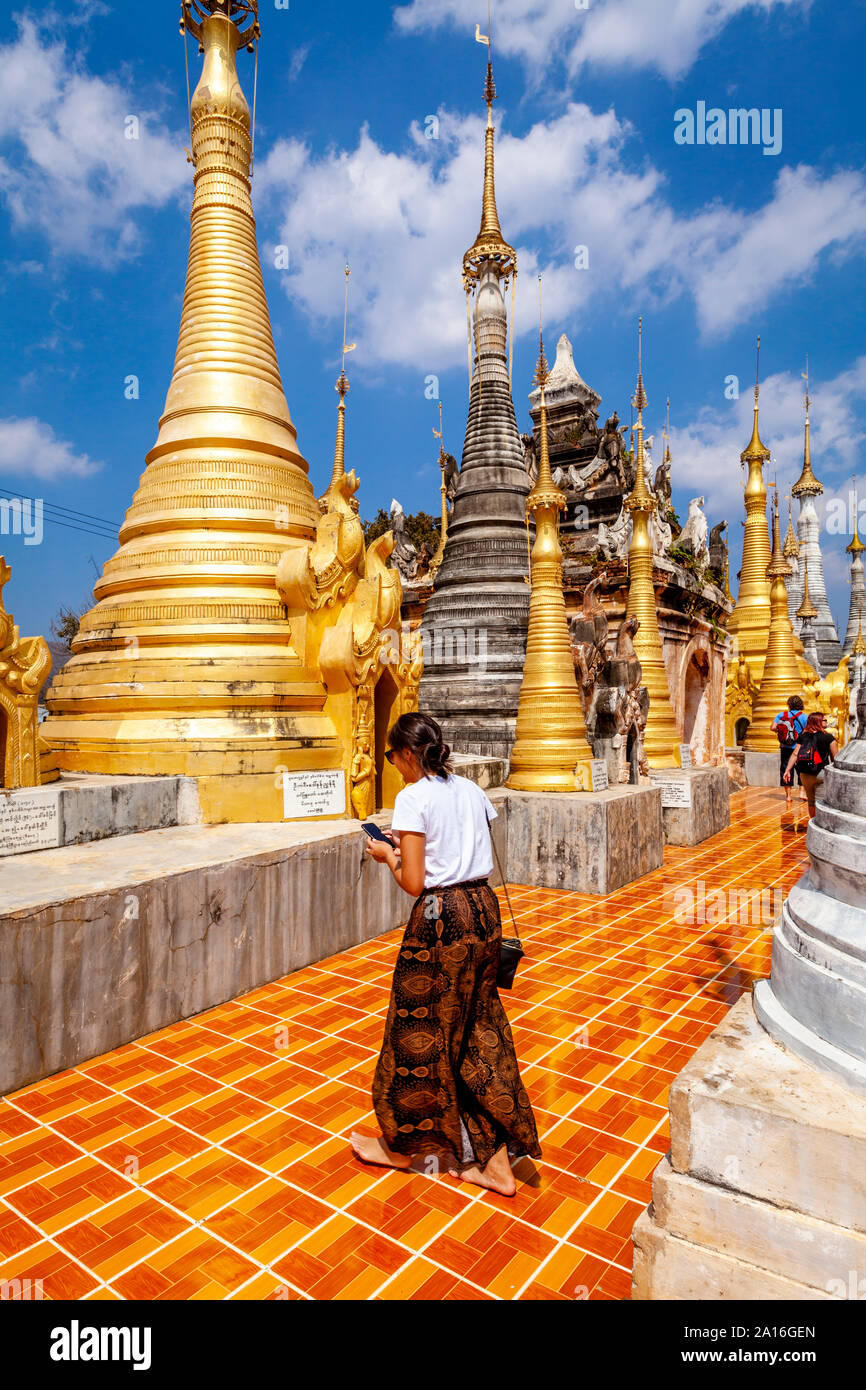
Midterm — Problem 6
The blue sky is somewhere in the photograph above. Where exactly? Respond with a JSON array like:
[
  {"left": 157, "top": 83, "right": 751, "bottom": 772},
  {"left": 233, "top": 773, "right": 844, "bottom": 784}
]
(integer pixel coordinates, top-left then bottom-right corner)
[{"left": 1, "top": 0, "right": 864, "bottom": 646}]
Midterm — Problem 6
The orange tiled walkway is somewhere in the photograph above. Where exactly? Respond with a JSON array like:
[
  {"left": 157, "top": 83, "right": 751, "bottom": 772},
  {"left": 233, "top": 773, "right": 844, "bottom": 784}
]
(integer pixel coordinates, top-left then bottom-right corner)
[{"left": 0, "top": 789, "right": 808, "bottom": 1300}]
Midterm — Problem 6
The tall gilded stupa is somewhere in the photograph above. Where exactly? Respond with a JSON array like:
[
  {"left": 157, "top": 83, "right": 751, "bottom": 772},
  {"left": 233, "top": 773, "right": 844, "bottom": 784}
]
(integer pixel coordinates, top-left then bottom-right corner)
[
  {"left": 418, "top": 40, "right": 530, "bottom": 760},
  {"left": 43, "top": 0, "right": 342, "bottom": 822},
  {"left": 624, "top": 324, "right": 680, "bottom": 769},
  {"left": 727, "top": 344, "right": 772, "bottom": 688},
  {"left": 743, "top": 493, "right": 805, "bottom": 753},
  {"left": 507, "top": 318, "right": 594, "bottom": 792}
]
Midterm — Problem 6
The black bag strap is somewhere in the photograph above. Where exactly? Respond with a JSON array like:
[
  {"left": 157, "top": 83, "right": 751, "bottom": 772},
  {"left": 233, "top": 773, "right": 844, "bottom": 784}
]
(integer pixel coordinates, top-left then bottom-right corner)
[{"left": 485, "top": 804, "right": 521, "bottom": 946}]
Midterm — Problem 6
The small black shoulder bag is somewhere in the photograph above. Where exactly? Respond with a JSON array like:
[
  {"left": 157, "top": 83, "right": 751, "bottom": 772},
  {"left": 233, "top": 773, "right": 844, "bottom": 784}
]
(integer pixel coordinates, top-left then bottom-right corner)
[{"left": 485, "top": 809, "right": 524, "bottom": 990}]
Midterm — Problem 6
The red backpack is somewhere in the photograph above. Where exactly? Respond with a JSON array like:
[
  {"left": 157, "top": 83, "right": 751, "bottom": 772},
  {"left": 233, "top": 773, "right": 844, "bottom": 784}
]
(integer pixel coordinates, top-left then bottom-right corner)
[{"left": 776, "top": 711, "right": 802, "bottom": 746}]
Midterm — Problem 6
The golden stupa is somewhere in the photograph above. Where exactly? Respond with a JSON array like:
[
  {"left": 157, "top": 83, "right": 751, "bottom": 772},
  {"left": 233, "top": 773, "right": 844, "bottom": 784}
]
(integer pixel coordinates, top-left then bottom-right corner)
[
  {"left": 727, "top": 341, "right": 772, "bottom": 687},
  {"left": 43, "top": 0, "right": 345, "bottom": 822},
  {"left": 743, "top": 494, "right": 805, "bottom": 752},
  {"left": 507, "top": 316, "right": 594, "bottom": 792},
  {"left": 624, "top": 322, "right": 680, "bottom": 769}
]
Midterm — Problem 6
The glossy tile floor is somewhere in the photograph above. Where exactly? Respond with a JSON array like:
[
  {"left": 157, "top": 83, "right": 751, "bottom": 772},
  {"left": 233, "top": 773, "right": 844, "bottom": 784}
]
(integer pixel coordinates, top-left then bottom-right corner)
[{"left": 0, "top": 789, "right": 809, "bottom": 1301}]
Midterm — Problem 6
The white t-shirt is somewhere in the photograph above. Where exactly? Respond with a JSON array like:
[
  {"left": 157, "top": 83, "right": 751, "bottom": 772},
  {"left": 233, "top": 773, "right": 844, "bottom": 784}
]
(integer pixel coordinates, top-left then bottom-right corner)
[{"left": 390, "top": 773, "right": 497, "bottom": 888}]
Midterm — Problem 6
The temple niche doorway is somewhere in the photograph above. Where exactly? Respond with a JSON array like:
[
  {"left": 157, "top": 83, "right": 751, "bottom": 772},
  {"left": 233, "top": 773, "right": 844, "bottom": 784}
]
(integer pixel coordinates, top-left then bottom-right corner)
[
  {"left": 374, "top": 668, "right": 399, "bottom": 810},
  {"left": 735, "top": 717, "right": 750, "bottom": 747},
  {"left": 625, "top": 728, "right": 640, "bottom": 784},
  {"left": 682, "top": 650, "right": 710, "bottom": 764}
]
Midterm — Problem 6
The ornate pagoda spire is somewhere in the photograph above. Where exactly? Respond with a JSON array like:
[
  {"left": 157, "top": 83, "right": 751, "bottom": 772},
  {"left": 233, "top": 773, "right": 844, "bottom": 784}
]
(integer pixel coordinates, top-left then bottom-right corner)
[
  {"left": 508, "top": 294, "right": 594, "bottom": 792},
  {"left": 321, "top": 265, "right": 356, "bottom": 507},
  {"left": 624, "top": 319, "right": 681, "bottom": 768},
  {"left": 791, "top": 359, "right": 822, "bottom": 499},
  {"left": 728, "top": 338, "right": 772, "bottom": 685},
  {"left": 417, "top": 28, "right": 529, "bottom": 759},
  {"left": 797, "top": 555, "right": 818, "bottom": 622},
  {"left": 788, "top": 360, "right": 842, "bottom": 673},
  {"left": 43, "top": 0, "right": 344, "bottom": 822},
  {"left": 783, "top": 493, "right": 800, "bottom": 559},
  {"left": 744, "top": 494, "right": 805, "bottom": 751},
  {"left": 462, "top": 38, "right": 516, "bottom": 292},
  {"left": 843, "top": 476, "right": 866, "bottom": 658},
  {"left": 782, "top": 491, "right": 801, "bottom": 627}
]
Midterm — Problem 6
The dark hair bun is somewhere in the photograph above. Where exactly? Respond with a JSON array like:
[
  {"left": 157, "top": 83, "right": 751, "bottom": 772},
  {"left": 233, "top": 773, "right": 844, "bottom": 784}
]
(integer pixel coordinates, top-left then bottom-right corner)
[{"left": 387, "top": 712, "right": 452, "bottom": 778}]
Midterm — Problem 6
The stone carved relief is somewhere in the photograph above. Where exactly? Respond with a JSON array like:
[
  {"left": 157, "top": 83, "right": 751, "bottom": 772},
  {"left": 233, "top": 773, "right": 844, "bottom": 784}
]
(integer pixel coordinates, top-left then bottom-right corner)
[
  {"left": 597, "top": 500, "right": 633, "bottom": 562},
  {"left": 569, "top": 581, "right": 649, "bottom": 784},
  {"left": 389, "top": 499, "right": 419, "bottom": 581},
  {"left": 709, "top": 520, "right": 728, "bottom": 576},
  {"left": 678, "top": 496, "right": 710, "bottom": 566}
]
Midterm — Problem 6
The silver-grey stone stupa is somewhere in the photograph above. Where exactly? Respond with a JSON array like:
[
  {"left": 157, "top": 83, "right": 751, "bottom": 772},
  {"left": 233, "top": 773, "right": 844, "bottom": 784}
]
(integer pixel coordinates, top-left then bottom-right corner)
[
  {"left": 418, "top": 58, "right": 530, "bottom": 759},
  {"left": 754, "top": 675, "right": 866, "bottom": 1093},
  {"left": 787, "top": 381, "right": 842, "bottom": 674}
]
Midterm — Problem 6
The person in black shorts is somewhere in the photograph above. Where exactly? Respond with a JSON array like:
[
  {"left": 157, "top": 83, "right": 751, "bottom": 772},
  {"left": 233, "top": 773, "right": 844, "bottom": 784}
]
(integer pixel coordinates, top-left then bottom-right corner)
[
  {"left": 772, "top": 695, "right": 806, "bottom": 809},
  {"left": 783, "top": 712, "right": 838, "bottom": 821}
]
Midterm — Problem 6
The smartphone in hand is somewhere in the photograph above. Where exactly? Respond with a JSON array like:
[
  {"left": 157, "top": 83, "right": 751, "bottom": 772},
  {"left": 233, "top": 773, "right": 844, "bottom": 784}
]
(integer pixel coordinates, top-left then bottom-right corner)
[{"left": 361, "top": 822, "right": 392, "bottom": 843}]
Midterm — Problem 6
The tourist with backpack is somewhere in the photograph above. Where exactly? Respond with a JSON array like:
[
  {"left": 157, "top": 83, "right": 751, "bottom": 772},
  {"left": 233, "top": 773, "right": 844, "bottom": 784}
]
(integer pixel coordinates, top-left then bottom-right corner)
[
  {"left": 783, "top": 712, "right": 838, "bottom": 821},
  {"left": 772, "top": 696, "right": 807, "bottom": 809}
]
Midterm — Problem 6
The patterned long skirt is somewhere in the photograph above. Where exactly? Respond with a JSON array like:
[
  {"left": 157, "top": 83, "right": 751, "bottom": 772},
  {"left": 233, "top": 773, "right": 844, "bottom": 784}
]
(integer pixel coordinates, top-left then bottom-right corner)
[{"left": 372, "top": 879, "right": 542, "bottom": 1168}]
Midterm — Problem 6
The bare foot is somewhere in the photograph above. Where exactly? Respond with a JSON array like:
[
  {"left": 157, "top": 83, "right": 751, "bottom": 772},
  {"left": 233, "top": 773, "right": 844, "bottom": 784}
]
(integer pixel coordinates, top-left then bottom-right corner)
[
  {"left": 451, "top": 1144, "right": 516, "bottom": 1196},
  {"left": 349, "top": 1131, "right": 412, "bottom": 1169}
]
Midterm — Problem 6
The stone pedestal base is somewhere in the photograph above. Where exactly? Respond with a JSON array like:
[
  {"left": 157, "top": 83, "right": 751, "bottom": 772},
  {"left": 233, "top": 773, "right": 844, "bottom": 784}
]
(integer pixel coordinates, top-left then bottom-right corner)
[
  {"left": 744, "top": 750, "right": 782, "bottom": 787},
  {"left": 632, "top": 995, "right": 866, "bottom": 1300},
  {"left": 497, "top": 786, "right": 663, "bottom": 895},
  {"left": 449, "top": 753, "right": 508, "bottom": 789},
  {"left": 0, "top": 774, "right": 194, "bottom": 858},
  {"left": 658, "top": 766, "right": 730, "bottom": 846},
  {"left": 1, "top": 816, "right": 409, "bottom": 1096},
  {"left": 725, "top": 747, "right": 747, "bottom": 789}
]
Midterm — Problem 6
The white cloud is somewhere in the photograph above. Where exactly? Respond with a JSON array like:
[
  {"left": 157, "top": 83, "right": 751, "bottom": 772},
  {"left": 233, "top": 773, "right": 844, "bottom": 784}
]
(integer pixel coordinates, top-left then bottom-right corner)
[
  {"left": 669, "top": 356, "right": 866, "bottom": 520},
  {"left": 690, "top": 166, "right": 866, "bottom": 334},
  {"left": 257, "top": 103, "right": 866, "bottom": 371},
  {"left": 666, "top": 355, "right": 866, "bottom": 630},
  {"left": 0, "top": 19, "right": 187, "bottom": 260},
  {"left": 0, "top": 416, "right": 102, "bottom": 479},
  {"left": 393, "top": 0, "right": 810, "bottom": 82},
  {"left": 289, "top": 43, "right": 311, "bottom": 83}
]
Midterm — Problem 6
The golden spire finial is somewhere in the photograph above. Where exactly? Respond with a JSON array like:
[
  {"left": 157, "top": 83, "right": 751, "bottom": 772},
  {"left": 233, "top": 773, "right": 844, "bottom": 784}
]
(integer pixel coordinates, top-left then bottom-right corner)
[
  {"left": 782, "top": 489, "right": 800, "bottom": 558},
  {"left": 797, "top": 553, "right": 818, "bottom": 620},
  {"left": 848, "top": 475, "right": 865, "bottom": 554},
  {"left": 741, "top": 335, "right": 770, "bottom": 466},
  {"left": 767, "top": 490, "right": 792, "bottom": 580},
  {"left": 327, "top": 263, "right": 356, "bottom": 492},
  {"left": 626, "top": 317, "right": 653, "bottom": 513},
  {"left": 526, "top": 277, "right": 563, "bottom": 511},
  {"left": 463, "top": 9, "right": 516, "bottom": 288},
  {"left": 792, "top": 354, "right": 822, "bottom": 497},
  {"left": 853, "top": 618, "right": 866, "bottom": 657},
  {"left": 663, "top": 395, "right": 672, "bottom": 464}
]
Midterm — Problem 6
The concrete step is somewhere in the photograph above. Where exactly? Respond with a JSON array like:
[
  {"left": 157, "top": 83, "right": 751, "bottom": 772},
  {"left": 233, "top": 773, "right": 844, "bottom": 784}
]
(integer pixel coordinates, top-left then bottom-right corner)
[{"left": 669, "top": 995, "right": 866, "bottom": 1233}]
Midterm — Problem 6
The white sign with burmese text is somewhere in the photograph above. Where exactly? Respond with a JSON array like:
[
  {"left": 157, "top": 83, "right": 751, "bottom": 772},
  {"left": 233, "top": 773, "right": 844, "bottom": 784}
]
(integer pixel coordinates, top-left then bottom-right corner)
[
  {"left": 649, "top": 771, "right": 692, "bottom": 809},
  {"left": 282, "top": 771, "right": 346, "bottom": 820},
  {"left": 0, "top": 790, "right": 60, "bottom": 856}
]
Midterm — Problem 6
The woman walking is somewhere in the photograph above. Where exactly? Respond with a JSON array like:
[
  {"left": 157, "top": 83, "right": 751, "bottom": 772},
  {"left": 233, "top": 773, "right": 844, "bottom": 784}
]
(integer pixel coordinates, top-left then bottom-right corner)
[
  {"left": 351, "top": 712, "right": 541, "bottom": 1196},
  {"left": 783, "top": 711, "right": 838, "bottom": 821}
]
